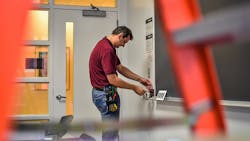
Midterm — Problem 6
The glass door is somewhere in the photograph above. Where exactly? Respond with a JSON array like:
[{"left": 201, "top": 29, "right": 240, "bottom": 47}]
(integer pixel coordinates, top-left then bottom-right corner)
[{"left": 14, "top": 10, "right": 50, "bottom": 120}]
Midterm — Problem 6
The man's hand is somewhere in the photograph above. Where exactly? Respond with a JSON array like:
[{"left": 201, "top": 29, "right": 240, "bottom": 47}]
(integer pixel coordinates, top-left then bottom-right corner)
[
  {"left": 133, "top": 85, "right": 146, "bottom": 96},
  {"left": 138, "top": 77, "right": 154, "bottom": 93},
  {"left": 138, "top": 77, "right": 151, "bottom": 86}
]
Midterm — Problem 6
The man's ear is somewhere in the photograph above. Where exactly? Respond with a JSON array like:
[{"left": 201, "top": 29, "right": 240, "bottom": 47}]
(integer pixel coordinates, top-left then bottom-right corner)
[{"left": 118, "top": 33, "right": 123, "bottom": 38}]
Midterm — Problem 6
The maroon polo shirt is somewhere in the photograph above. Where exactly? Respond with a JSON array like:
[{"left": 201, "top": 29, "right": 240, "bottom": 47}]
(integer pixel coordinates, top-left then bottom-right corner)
[{"left": 89, "top": 37, "right": 121, "bottom": 88}]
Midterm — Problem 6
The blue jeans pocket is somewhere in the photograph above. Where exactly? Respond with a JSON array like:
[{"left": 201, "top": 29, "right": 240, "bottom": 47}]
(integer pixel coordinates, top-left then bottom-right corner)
[{"left": 92, "top": 89, "right": 108, "bottom": 115}]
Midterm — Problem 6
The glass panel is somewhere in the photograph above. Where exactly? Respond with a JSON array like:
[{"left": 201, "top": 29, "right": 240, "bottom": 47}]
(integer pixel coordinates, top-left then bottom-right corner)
[
  {"left": 54, "top": 0, "right": 116, "bottom": 7},
  {"left": 25, "top": 10, "right": 49, "bottom": 40},
  {"left": 17, "top": 46, "right": 48, "bottom": 78},
  {"left": 32, "top": 0, "right": 49, "bottom": 4},
  {"left": 66, "top": 22, "right": 74, "bottom": 115},
  {"left": 14, "top": 83, "right": 48, "bottom": 115}
]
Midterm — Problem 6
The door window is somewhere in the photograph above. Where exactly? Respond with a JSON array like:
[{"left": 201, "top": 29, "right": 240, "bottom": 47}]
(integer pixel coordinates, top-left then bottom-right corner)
[
  {"left": 14, "top": 10, "right": 49, "bottom": 116},
  {"left": 17, "top": 45, "right": 48, "bottom": 78},
  {"left": 66, "top": 22, "right": 74, "bottom": 115},
  {"left": 54, "top": 0, "right": 116, "bottom": 7},
  {"left": 14, "top": 83, "right": 49, "bottom": 115},
  {"left": 25, "top": 10, "right": 49, "bottom": 41},
  {"left": 32, "top": 0, "right": 49, "bottom": 4}
]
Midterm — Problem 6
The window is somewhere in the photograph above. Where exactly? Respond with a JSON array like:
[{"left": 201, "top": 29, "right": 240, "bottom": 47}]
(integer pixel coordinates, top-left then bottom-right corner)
[
  {"left": 14, "top": 9, "right": 50, "bottom": 116},
  {"left": 17, "top": 46, "right": 48, "bottom": 78},
  {"left": 33, "top": 0, "right": 49, "bottom": 4},
  {"left": 25, "top": 10, "right": 49, "bottom": 41},
  {"left": 54, "top": 0, "right": 116, "bottom": 7},
  {"left": 14, "top": 83, "right": 48, "bottom": 115}
]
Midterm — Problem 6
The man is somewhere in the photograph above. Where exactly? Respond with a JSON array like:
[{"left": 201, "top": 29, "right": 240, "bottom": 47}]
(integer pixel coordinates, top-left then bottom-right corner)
[{"left": 89, "top": 26, "right": 153, "bottom": 141}]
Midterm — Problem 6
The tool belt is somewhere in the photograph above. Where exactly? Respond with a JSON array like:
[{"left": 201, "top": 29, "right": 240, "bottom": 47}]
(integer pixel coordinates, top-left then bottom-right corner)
[{"left": 104, "top": 85, "right": 118, "bottom": 112}]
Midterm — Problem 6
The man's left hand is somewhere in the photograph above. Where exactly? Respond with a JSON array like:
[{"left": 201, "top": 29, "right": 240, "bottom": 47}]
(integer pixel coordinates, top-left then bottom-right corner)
[{"left": 138, "top": 78, "right": 154, "bottom": 93}]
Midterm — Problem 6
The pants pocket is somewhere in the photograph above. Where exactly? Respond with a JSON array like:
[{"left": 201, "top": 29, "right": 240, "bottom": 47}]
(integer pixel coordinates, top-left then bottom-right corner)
[{"left": 92, "top": 91, "right": 108, "bottom": 114}]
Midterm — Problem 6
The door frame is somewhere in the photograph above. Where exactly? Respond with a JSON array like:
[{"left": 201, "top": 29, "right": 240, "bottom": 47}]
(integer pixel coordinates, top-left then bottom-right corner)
[{"left": 52, "top": 8, "right": 118, "bottom": 122}]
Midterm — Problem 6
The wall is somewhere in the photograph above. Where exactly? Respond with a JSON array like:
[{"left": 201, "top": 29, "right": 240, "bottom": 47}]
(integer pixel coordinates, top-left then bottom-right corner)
[
  {"left": 119, "top": 0, "right": 155, "bottom": 120},
  {"left": 199, "top": 0, "right": 250, "bottom": 138},
  {"left": 118, "top": 1, "right": 156, "bottom": 140},
  {"left": 154, "top": 8, "right": 180, "bottom": 98},
  {"left": 155, "top": 0, "right": 250, "bottom": 101},
  {"left": 153, "top": 0, "right": 250, "bottom": 140},
  {"left": 199, "top": 0, "right": 250, "bottom": 102}
]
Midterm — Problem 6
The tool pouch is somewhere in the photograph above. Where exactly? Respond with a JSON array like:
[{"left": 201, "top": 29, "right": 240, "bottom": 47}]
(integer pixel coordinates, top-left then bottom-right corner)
[{"left": 104, "top": 85, "right": 118, "bottom": 112}]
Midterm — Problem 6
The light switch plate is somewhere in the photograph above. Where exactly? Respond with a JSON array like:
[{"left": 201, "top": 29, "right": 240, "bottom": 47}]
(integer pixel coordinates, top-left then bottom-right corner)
[{"left": 156, "top": 90, "right": 167, "bottom": 101}]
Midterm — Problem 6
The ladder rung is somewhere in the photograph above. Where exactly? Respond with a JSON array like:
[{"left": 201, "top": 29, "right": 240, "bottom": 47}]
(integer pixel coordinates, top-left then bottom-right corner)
[{"left": 174, "top": 3, "right": 250, "bottom": 45}]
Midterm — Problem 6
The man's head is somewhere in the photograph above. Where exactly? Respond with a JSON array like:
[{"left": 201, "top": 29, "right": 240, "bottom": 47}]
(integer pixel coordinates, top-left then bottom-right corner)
[{"left": 110, "top": 26, "right": 133, "bottom": 48}]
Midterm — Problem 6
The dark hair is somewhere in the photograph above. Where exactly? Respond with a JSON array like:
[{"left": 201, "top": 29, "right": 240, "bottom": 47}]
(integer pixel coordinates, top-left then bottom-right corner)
[{"left": 112, "top": 26, "right": 133, "bottom": 40}]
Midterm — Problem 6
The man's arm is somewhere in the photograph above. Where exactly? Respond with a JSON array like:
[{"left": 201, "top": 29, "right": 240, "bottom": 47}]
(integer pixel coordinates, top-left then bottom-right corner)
[
  {"left": 117, "top": 64, "right": 141, "bottom": 81},
  {"left": 106, "top": 74, "right": 145, "bottom": 96},
  {"left": 117, "top": 64, "right": 152, "bottom": 88}
]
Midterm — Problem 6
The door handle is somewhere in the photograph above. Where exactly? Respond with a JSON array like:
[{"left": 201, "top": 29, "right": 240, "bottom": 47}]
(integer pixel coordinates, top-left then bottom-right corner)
[{"left": 56, "top": 95, "right": 66, "bottom": 101}]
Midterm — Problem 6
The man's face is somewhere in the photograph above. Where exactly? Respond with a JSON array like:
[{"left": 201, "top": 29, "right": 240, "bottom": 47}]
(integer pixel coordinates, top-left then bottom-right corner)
[{"left": 117, "top": 34, "right": 130, "bottom": 47}]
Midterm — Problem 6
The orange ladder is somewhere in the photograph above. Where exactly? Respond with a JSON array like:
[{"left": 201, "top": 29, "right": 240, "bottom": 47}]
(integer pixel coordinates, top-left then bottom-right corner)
[
  {"left": 156, "top": 0, "right": 226, "bottom": 136},
  {"left": 0, "top": 0, "right": 31, "bottom": 140}
]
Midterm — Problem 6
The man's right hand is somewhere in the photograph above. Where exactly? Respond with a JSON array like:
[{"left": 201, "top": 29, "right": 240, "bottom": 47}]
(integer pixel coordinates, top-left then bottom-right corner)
[{"left": 133, "top": 85, "right": 146, "bottom": 96}]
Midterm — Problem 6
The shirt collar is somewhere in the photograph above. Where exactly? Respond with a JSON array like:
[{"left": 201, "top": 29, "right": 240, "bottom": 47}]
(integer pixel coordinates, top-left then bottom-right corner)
[{"left": 104, "top": 36, "right": 115, "bottom": 49}]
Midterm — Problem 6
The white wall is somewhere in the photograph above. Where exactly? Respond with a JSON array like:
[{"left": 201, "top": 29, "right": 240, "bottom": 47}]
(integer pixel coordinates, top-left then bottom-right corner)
[
  {"left": 118, "top": 0, "right": 155, "bottom": 120},
  {"left": 118, "top": 1, "right": 158, "bottom": 140}
]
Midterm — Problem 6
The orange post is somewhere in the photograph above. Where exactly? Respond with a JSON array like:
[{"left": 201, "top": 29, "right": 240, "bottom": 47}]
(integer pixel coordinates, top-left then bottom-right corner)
[
  {"left": 155, "top": 0, "right": 226, "bottom": 136},
  {"left": 0, "top": 0, "right": 31, "bottom": 140}
]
